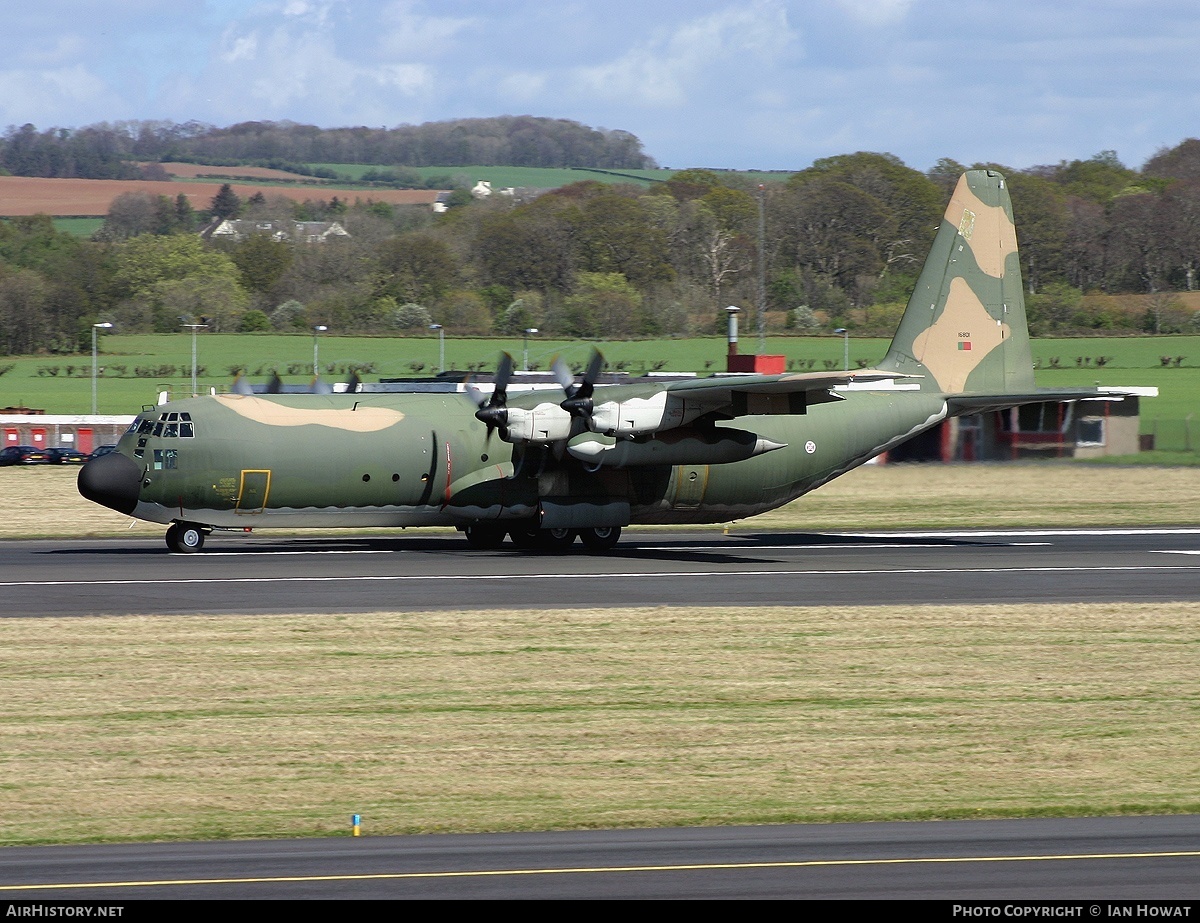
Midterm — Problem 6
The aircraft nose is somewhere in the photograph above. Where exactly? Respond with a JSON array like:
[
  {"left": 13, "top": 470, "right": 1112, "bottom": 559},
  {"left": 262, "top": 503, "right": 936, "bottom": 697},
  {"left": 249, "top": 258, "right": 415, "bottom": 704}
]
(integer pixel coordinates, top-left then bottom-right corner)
[{"left": 78, "top": 451, "right": 142, "bottom": 515}]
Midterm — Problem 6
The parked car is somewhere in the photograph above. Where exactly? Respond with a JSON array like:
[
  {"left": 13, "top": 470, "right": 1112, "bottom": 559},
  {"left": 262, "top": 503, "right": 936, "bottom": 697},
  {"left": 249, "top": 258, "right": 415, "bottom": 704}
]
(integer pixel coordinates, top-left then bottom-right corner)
[
  {"left": 44, "top": 446, "right": 89, "bottom": 465},
  {"left": 88, "top": 444, "right": 118, "bottom": 459},
  {"left": 0, "top": 445, "right": 49, "bottom": 466}
]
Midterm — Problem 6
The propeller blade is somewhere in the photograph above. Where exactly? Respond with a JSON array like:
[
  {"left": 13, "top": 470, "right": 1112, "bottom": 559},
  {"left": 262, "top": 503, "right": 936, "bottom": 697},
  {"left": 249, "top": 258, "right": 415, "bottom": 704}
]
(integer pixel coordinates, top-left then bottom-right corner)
[
  {"left": 266, "top": 373, "right": 284, "bottom": 394},
  {"left": 583, "top": 349, "right": 605, "bottom": 393},
  {"left": 231, "top": 374, "right": 254, "bottom": 395},
  {"left": 310, "top": 377, "right": 333, "bottom": 394},
  {"left": 471, "top": 352, "right": 516, "bottom": 441},
  {"left": 346, "top": 372, "right": 361, "bottom": 393},
  {"left": 559, "top": 348, "right": 605, "bottom": 417},
  {"left": 551, "top": 356, "right": 575, "bottom": 393},
  {"left": 493, "top": 352, "right": 513, "bottom": 405},
  {"left": 464, "top": 380, "right": 489, "bottom": 408}
]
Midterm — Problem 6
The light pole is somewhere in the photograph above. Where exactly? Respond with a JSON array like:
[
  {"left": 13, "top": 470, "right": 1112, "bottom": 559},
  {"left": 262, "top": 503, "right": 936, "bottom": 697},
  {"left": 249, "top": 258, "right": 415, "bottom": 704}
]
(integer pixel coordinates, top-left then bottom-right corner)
[
  {"left": 756, "top": 183, "right": 766, "bottom": 355},
  {"left": 91, "top": 322, "right": 113, "bottom": 415},
  {"left": 313, "top": 325, "right": 328, "bottom": 376},
  {"left": 429, "top": 323, "right": 444, "bottom": 374},
  {"left": 834, "top": 327, "right": 849, "bottom": 371},
  {"left": 181, "top": 322, "right": 207, "bottom": 396},
  {"left": 522, "top": 327, "right": 538, "bottom": 371}
]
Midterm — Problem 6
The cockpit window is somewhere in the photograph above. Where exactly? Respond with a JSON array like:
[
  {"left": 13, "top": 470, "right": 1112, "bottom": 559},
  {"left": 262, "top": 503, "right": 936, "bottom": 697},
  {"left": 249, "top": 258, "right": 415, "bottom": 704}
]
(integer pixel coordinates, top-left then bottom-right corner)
[{"left": 139, "top": 412, "right": 197, "bottom": 438}]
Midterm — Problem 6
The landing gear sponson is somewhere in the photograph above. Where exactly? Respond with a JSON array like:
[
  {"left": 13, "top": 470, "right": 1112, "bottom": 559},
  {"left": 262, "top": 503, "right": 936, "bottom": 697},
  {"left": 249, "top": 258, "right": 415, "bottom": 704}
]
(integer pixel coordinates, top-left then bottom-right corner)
[
  {"left": 162, "top": 522, "right": 621, "bottom": 553},
  {"left": 461, "top": 524, "right": 622, "bottom": 553}
]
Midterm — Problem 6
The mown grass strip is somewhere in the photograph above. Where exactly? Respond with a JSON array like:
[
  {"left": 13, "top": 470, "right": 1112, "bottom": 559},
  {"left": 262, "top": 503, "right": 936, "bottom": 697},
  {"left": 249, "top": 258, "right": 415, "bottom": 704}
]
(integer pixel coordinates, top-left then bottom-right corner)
[{"left": 1, "top": 603, "right": 1198, "bottom": 845}]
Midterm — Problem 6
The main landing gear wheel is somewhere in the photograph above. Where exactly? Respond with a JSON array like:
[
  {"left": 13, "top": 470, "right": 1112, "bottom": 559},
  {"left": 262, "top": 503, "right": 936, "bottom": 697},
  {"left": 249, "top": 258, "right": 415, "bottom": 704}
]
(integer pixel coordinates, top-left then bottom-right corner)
[
  {"left": 508, "top": 527, "right": 540, "bottom": 549},
  {"left": 536, "top": 527, "right": 577, "bottom": 552},
  {"left": 464, "top": 524, "right": 507, "bottom": 549},
  {"left": 579, "top": 525, "right": 622, "bottom": 552},
  {"left": 165, "top": 522, "right": 206, "bottom": 553}
]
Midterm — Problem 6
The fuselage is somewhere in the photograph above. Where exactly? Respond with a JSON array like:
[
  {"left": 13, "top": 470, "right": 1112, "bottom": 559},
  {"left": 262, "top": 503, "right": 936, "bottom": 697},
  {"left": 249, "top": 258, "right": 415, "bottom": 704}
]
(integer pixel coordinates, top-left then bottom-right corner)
[{"left": 81, "top": 387, "right": 949, "bottom": 532}]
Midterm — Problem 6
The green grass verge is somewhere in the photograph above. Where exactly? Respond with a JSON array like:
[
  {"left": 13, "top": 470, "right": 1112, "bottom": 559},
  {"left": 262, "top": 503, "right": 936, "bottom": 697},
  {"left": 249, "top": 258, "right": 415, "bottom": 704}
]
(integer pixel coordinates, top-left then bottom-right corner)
[
  {"left": 6, "top": 333, "right": 1200, "bottom": 421},
  {"left": 306, "top": 163, "right": 791, "bottom": 188},
  {"left": 2, "top": 603, "right": 1199, "bottom": 845}
]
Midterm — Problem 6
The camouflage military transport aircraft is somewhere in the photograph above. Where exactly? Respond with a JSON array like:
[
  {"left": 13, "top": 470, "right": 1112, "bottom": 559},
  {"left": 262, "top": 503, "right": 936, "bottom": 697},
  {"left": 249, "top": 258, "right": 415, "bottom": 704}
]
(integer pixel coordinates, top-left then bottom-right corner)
[{"left": 79, "top": 171, "right": 1125, "bottom": 553}]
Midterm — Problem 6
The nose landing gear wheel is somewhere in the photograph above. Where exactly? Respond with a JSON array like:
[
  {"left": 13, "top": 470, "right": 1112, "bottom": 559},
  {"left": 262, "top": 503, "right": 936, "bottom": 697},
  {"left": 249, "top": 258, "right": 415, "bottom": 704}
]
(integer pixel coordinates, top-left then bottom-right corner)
[{"left": 165, "top": 522, "right": 206, "bottom": 553}]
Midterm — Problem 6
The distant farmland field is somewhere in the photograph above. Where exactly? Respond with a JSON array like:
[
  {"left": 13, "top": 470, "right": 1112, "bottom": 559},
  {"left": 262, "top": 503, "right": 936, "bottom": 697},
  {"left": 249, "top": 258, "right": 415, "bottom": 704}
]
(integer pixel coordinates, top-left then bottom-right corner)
[
  {"left": 0, "top": 175, "right": 443, "bottom": 217},
  {"left": 309, "top": 163, "right": 792, "bottom": 189}
]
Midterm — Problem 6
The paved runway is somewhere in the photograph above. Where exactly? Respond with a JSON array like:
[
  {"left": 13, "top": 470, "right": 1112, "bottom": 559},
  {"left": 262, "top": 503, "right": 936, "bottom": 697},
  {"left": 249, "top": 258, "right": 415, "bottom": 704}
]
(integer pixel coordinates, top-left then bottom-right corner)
[
  {"left": 4, "top": 527, "right": 1198, "bottom": 900},
  {"left": 2, "top": 527, "right": 1199, "bottom": 616},
  {"left": 2, "top": 815, "right": 1199, "bottom": 899}
]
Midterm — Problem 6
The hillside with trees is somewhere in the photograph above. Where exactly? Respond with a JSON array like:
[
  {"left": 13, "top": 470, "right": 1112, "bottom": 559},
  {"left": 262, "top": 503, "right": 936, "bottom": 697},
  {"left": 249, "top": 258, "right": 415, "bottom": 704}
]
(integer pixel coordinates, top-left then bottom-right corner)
[
  {"left": 3, "top": 129, "right": 1200, "bottom": 357},
  {"left": 0, "top": 117, "right": 655, "bottom": 178}
]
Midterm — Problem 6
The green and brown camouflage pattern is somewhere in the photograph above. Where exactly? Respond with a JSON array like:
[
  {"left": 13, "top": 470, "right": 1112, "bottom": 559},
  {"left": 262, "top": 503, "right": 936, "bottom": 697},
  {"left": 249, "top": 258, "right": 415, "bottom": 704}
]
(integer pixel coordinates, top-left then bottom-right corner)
[
  {"left": 80, "top": 171, "right": 1121, "bottom": 545},
  {"left": 880, "top": 169, "right": 1035, "bottom": 395}
]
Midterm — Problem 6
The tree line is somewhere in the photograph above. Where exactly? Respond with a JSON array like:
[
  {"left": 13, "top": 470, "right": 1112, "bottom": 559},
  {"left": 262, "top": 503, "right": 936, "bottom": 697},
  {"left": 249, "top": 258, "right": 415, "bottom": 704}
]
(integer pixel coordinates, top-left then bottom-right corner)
[
  {"left": 4, "top": 141, "right": 1200, "bottom": 358},
  {"left": 0, "top": 116, "right": 654, "bottom": 178}
]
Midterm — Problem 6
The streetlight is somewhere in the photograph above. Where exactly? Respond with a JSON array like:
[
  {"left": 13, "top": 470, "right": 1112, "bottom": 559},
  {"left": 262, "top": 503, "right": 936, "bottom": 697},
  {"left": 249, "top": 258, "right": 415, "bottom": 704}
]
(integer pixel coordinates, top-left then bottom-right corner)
[
  {"left": 181, "top": 321, "right": 207, "bottom": 396},
  {"left": 429, "top": 324, "right": 444, "bottom": 374},
  {"left": 834, "top": 327, "right": 849, "bottom": 371},
  {"left": 522, "top": 327, "right": 538, "bottom": 371},
  {"left": 91, "top": 322, "right": 113, "bottom": 415},
  {"left": 313, "top": 325, "right": 328, "bottom": 376}
]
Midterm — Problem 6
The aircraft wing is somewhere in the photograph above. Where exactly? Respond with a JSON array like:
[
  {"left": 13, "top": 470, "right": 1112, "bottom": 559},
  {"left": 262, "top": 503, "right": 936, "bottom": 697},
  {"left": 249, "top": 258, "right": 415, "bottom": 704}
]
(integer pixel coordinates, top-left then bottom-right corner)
[
  {"left": 507, "top": 368, "right": 917, "bottom": 415},
  {"left": 946, "top": 387, "right": 1152, "bottom": 416},
  {"left": 497, "top": 367, "right": 921, "bottom": 443},
  {"left": 595, "top": 368, "right": 918, "bottom": 418}
]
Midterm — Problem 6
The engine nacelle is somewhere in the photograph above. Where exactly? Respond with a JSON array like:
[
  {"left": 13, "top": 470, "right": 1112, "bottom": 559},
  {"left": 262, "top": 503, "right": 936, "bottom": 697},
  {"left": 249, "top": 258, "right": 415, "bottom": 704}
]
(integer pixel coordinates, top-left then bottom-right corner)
[
  {"left": 502, "top": 402, "right": 575, "bottom": 444},
  {"left": 567, "top": 428, "right": 786, "bottom": 468},
  {"left": 589, "top": 392, "right": 681, "bottom": 437}
]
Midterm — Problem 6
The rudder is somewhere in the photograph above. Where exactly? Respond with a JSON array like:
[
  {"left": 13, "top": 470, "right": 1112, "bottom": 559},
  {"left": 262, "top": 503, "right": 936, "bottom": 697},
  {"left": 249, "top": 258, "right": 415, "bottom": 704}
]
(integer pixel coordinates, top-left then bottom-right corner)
[{"left": 879, "top": 170, "right": 1034, "bottom": 395}]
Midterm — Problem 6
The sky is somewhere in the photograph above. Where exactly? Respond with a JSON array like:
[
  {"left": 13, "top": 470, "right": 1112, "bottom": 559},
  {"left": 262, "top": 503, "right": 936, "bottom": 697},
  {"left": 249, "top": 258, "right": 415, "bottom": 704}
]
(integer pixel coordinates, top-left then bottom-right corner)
[{"left": 1, "top": 0, "right": 1197, "bottom": 173}]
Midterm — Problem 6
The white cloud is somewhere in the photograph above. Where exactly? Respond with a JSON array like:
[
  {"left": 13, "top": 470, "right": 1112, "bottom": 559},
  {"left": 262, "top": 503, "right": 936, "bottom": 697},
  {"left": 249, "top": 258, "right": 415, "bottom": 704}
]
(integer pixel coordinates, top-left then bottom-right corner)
[
  {"left": 571, "top": 1, "right": 796, "bottom": 106},
  {"left": 833, "top": 0, "right": 916, "bottom": 26},
  {"left": 0, "top": 65, "right": 117, "bottom": 125},
  {"left": 221, "top": 31, "right": 259, "bottom": 63}
]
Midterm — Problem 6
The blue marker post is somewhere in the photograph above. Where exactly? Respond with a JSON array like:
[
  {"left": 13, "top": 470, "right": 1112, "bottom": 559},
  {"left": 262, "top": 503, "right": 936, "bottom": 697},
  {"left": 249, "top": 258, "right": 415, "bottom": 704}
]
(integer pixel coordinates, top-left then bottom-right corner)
[{"left": 352, "top": 813, "right": 361, "bottom": 837}]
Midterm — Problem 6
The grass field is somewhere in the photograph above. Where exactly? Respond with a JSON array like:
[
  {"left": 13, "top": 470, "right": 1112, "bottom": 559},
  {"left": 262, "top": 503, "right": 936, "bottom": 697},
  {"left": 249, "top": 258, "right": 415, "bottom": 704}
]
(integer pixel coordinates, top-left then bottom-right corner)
[
  {"left": 6, "top": 333, "right": 1199, "bottom": 423},
  {"left": 307, "top": 163, "right": 792, "bottom": 189},
  {"left": 2, "top": 602, "right": 1198, "bottom": 846}
]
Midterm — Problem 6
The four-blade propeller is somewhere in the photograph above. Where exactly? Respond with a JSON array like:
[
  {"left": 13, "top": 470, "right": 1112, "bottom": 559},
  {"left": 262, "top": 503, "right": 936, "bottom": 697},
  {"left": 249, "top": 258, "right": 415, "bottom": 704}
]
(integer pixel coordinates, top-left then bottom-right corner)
[
  {"left": 554, "top": 350, "right": 605, "bottom": 424},
  {"left": 467, "top": 351, "right": 514, "bottom": 440}
]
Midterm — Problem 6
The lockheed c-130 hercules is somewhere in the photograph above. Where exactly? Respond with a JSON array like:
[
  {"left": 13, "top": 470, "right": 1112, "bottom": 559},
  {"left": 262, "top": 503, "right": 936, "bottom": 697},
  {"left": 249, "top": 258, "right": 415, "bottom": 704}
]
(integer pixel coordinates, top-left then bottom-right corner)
[{"left": 79, "top": 170, "right": 1129, "bottom": 553}]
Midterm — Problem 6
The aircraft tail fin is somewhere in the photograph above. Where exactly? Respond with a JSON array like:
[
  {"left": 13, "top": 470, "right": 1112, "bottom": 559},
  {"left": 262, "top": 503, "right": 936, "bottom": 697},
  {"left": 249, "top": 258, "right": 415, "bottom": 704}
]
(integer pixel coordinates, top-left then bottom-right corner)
[{"left": 878, "top": 170, "right": 1035, "bottom": 395}]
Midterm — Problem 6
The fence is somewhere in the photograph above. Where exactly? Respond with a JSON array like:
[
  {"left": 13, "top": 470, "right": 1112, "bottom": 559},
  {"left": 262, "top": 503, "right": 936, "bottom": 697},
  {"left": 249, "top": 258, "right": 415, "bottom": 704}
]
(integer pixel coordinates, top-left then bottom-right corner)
[{"left": 1142, "top": 417, "right": 1198, "bottom": 452}]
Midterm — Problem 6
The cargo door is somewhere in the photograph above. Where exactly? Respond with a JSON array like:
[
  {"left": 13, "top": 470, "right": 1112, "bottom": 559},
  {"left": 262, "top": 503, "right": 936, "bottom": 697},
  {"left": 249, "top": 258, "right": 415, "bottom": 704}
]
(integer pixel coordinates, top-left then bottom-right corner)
[{"left": 236, "top": 469, "right": 271, "bottom": 514}]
